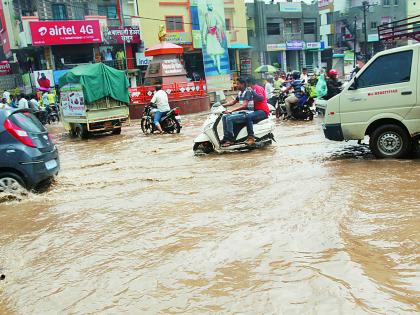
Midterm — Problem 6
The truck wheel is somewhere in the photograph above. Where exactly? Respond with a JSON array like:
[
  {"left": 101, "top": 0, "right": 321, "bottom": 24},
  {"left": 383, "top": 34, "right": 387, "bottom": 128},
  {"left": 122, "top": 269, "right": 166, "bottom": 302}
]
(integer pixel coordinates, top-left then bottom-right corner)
[
  {"left": 75, "top": 124, "right": 89, "bottom": 139},
  {"left": 369, "top": 124, "right": 410, "bottom": 159}
]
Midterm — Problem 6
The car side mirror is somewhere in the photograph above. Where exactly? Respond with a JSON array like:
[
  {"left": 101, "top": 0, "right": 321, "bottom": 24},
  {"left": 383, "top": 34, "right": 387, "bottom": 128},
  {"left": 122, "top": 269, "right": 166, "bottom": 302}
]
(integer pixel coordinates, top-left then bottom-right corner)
[{"left": 348, "top": 77, "right": 358, "bottom": 90}]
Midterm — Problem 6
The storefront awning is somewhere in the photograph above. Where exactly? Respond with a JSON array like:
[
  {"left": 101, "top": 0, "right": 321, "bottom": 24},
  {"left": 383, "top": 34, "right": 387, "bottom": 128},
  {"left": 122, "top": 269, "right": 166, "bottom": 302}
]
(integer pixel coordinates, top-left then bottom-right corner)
[{"left": 228, "top": 43, "right": 252, "bottom": 49}]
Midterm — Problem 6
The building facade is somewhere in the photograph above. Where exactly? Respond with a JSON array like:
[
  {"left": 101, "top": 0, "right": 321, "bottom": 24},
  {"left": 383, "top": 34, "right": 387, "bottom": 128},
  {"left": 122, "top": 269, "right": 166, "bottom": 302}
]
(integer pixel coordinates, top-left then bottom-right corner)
[
  {"left": 137, "top": 0, "right": 249, "bottom": 79},
  {"left": 246, "top": 0, "right": 321, "bottom": 73}
]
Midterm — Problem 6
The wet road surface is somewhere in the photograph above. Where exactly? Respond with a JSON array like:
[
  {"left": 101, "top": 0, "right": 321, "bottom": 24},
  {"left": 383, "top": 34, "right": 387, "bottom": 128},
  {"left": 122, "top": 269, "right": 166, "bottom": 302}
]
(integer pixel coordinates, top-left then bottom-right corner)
[{"left": 0, "top": 114, "right": 419, "bottom": 314}]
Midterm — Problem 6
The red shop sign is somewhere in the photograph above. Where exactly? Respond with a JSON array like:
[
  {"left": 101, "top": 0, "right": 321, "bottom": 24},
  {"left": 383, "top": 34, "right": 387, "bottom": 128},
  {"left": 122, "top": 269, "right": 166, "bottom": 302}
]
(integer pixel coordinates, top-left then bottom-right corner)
[
  {"left": 0, "top": 61, "right": 11, "bottom": 75},
  {"left": 30, "top": 20, "right": 102, "bottom": 46}
]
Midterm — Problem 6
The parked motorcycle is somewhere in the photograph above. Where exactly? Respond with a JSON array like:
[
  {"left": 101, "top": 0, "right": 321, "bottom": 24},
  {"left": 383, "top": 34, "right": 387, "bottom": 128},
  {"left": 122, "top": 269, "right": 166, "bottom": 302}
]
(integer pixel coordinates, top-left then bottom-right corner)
[
  {"left": 141, "top": 104, "right": 182, "bottom": 134},
  {"left": 193, "top": 102, "right": 275, "bottom": 155}
]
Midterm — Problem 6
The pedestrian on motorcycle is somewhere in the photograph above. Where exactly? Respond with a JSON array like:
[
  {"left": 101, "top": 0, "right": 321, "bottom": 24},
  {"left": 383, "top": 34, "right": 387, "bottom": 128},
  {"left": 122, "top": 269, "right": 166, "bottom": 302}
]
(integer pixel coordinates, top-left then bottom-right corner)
[
  {"left": 150, "top": 84, "right": 171, "bottom": 134},
  {"left": 325, "top": 69, "right": 343, "bottom": 100},
  {"left": 284, "top": 71, "right": 306, "bottom": 119},
  {"left": 29, "top": 94, "right": 40, "bottom": 112},
  {"left": 244, "top": 76, "right": 270, "bottom": 145}
]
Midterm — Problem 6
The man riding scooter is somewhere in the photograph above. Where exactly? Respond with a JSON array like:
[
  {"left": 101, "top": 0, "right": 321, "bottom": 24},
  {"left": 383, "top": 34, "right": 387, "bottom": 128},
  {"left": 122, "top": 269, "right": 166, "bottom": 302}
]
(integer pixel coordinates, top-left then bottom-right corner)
[{"left": 221, "top": 76, "right": 269, "bottom": 146}]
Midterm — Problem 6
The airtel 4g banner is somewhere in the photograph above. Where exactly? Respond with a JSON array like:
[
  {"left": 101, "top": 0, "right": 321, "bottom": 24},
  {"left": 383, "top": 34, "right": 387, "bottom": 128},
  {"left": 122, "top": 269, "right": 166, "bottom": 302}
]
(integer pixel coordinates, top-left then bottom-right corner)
[{"left": 30, "top": 20, "right": 102, "bottom": 46}]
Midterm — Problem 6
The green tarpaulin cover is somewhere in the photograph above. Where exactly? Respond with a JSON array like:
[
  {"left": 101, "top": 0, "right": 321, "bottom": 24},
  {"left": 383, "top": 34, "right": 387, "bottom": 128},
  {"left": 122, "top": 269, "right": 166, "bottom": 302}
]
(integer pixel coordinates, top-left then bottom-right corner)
[{"left": 59, "top": 63, "right": 130, "bottom": 104}]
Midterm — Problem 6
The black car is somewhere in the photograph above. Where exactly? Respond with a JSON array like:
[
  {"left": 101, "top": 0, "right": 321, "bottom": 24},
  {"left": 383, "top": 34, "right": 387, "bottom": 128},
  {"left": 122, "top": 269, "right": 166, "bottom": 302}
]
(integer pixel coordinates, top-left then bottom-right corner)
[{"left": 0, "top": 108, "right": 59, "bottom": 194}]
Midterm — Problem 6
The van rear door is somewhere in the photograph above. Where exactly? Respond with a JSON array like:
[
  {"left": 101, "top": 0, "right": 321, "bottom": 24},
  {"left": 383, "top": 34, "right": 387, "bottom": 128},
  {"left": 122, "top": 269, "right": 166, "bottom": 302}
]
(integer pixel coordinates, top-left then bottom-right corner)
[{"left": 339, "top": 48, "right": 418, "bottom": 137}]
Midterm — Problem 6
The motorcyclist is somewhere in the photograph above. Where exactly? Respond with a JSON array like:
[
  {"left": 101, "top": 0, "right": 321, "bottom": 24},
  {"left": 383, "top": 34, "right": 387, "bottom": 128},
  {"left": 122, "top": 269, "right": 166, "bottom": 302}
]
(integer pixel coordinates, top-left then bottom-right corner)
[
  {"left": 325, "top": 69, "right": 343, "bottom": 100},
  {"left": 283, "top": 71, "right": 306, "bottom": 119},
  {"left": 150, "top": 84, "right": 171, "bottom": 133}
]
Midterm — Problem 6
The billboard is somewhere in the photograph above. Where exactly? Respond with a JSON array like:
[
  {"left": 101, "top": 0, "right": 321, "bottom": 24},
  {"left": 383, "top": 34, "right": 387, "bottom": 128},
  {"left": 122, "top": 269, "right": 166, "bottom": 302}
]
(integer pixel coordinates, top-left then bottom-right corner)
[
  {"left": 33, "top": 70, "right": 55, "bottom": 91},
  {"left": 197, "top": 0, "right": 231, "bottom": 92},
  {"left": 30, "top": 20, "right": 102, "bottom": 46}
]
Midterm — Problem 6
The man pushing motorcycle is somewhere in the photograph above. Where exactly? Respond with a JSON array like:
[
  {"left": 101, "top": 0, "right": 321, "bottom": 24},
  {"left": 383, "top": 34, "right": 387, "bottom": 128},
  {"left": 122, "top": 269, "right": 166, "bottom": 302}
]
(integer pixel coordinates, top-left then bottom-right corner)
[{"left": 222, "top": 76, "right": 269, "bottom": 147}]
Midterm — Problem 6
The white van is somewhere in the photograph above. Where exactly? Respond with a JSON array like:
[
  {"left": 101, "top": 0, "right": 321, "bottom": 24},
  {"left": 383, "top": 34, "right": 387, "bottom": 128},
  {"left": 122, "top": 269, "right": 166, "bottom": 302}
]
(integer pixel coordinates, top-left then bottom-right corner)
[{"left": 323, "top": 44, "right": 420, "bottom": 158}]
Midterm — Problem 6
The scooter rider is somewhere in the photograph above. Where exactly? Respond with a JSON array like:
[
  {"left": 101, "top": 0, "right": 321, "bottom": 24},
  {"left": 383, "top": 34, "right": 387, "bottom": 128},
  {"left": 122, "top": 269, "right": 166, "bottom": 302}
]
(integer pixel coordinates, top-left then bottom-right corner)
[
  {"left": 150, "top": 84, "right": 171, "bottom": 134},
  {"left": 244, "top": 76, "right": 270, "bottom": 145},
  {"left": 284, "top": 71, "right": 305, "bottom": 119},
  {"left": 221, "top": 77, "right": 253, "bottom": 146}
]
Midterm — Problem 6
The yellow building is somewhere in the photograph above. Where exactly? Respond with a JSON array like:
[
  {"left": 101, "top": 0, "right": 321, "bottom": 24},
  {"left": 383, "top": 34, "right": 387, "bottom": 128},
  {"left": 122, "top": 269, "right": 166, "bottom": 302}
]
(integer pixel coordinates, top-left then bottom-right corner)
[
  {"left": 407, "top": 0, "right": 420, "bottom": 18},
  {"left": 137, "top": 0, "right": 249, "bottom": 79}
]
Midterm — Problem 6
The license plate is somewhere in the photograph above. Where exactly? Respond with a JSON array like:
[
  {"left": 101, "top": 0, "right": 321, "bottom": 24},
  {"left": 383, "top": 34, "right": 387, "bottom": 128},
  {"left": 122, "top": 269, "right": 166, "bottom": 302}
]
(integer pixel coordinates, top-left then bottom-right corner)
[
  {"left": 175, "top": 115, "right": 182, "bottom": 122},
  {"left": 45, "top": 159, "right": 57, "bottom": 170}
]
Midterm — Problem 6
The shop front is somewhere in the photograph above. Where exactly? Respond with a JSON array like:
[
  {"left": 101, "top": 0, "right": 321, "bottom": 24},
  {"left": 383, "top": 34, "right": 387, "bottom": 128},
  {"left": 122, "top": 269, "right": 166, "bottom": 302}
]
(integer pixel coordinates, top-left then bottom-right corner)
[{"left": 28, "top": 19, "right": 103, "bottom": 70}]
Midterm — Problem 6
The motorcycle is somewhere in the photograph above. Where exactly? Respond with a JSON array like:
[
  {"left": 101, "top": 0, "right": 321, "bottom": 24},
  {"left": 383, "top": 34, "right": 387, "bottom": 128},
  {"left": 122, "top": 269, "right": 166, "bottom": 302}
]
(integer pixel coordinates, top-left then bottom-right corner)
[
  {"left": 141, "top": 103, "right": 182, "bottom": 134},
  {"left": 47, "top": 104, "right": 60, "bottom": 124},
  {"left": 276, "top": 93, "right": 315, "bottom": 121},
  {"left": 193, "top": 102, "right": 275, "bottom": 155}
]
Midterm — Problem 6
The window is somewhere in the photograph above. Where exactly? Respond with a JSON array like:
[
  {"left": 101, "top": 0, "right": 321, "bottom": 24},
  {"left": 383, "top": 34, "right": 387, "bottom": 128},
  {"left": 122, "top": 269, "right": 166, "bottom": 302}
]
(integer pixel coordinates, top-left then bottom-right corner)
[
  {"left": 357, "top": 50, "right": 413, "bottom": 88},
  {"left": 304, "top": 22, "right": 316, "bottom": 34},
  {"left": 98, "top": 5, "right": 117, "bottom": 19},
  {"left": 383, "top": 0, "right": 390, "bottom": 6},
  {"left": 394, "top": 0, "right": 399, "bottom": 5},
  {"left": 52, "top": 4, "right": 68, "bottom": 20},
  {"left": 74, "top": 3, "right": 88, "bottom": 20},
  {"left": 326, "top": 12, "right": 333, "bottom": 24},
  {"left": 267, "top": 23, "right": 280, "bottom": 35},
  {"left": 166, "top": 16, "right": 184, "bottom": 32},
  {"left": 284, "top": 19, "right": 300, "bottom": 33},
  {"left": 327, "top": 34, "right": 334, "bottom": 46},
  {"left": 371, "top": 22, "right": 377, "bottom": 30},
  {"left": 225, "top": 18, "right": 231, "bottom": 30}
]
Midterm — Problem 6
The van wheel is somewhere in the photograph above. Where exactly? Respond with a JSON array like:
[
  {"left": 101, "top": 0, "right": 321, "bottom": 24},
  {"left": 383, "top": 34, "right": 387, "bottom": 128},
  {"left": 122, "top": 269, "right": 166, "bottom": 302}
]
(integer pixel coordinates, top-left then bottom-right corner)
[
  {"left": 369, "top": 124, "right": 410, "bottom": 159},
  {"left": 0, "top": 172, "right": 26, "bottom": 195},
  {"left": 75, "top": 124, "right": 89, "bottom": 139}
]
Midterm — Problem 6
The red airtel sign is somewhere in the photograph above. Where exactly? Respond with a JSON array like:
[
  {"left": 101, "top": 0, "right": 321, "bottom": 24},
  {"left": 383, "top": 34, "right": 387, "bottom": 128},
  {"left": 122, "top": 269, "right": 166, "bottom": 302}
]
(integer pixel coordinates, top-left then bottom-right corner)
[{"left": 30, "top": 20, "right": 102, "bottom": 46}]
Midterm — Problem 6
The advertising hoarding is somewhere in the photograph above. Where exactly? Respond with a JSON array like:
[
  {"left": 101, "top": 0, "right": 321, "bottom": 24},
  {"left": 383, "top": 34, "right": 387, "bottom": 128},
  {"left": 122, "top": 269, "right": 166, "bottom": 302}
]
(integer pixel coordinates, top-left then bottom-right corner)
[
  {"left": 197, "top": 0, "right": 231, "bottom": 92},
  {"left": 30, "top": 20, "right": 102, "bottom": 46}
]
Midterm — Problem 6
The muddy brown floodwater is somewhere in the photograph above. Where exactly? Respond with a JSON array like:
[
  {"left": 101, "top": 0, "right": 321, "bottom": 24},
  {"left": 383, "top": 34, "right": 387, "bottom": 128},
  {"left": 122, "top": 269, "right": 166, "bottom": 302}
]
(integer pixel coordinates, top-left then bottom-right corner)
[{"left": 0, "top": 114, "right": 419, "bottom": 314}]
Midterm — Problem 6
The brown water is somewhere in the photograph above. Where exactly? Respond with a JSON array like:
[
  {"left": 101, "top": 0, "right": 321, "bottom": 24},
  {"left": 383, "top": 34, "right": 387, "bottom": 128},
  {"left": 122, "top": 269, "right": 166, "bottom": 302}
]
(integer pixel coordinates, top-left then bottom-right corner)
[{"left": 0, "top": 115, "right": 419, "bottom": 314}]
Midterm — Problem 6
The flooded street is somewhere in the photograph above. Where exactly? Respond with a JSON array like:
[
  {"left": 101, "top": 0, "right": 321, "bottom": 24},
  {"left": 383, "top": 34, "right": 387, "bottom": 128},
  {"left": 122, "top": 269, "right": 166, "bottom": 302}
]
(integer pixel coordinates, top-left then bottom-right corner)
[{"left": 0, "top": 114, "right": 419, "bottom": 314}]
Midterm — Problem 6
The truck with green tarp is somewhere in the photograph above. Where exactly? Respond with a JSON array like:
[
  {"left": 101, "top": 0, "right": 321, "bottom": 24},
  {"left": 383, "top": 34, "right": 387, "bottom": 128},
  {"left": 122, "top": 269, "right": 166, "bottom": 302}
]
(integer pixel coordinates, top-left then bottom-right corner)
[{"left": 58, "top": 63, "right": 130, "bottom": 139}]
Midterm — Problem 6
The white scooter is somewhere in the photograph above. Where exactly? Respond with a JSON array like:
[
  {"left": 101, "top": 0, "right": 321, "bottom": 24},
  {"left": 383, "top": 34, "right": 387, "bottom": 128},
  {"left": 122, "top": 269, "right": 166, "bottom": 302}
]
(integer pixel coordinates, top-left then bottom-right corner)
[{"left": 193, "top": 102, "right": 275, "bottom": 154}]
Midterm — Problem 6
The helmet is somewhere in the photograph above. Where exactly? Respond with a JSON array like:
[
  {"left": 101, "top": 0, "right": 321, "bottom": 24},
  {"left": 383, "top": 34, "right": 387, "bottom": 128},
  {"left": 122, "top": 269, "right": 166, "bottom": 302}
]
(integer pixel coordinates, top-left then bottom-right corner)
[
  {"left": 292, "top": 71, "right": 300, "bottom": 80},
  {"left": 329, "top": 69, "right": 338, "bottom": 77}
]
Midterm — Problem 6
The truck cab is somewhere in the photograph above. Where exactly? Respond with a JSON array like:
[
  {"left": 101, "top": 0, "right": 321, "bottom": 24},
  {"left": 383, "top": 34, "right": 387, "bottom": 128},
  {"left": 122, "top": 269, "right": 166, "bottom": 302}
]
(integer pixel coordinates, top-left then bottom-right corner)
[{"left": 323, "top": 44, "right": 420, "bottom": 158}]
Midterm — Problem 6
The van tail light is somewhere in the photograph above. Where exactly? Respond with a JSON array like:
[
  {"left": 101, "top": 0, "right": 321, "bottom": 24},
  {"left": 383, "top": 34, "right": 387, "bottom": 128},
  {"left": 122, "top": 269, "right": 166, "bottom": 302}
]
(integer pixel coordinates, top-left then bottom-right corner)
[
  {"left": 3, "top": 119, "right": 36, "bottom": 148},
  {"left": 174, "top": 108, "right": 181, "bottom": 115}
]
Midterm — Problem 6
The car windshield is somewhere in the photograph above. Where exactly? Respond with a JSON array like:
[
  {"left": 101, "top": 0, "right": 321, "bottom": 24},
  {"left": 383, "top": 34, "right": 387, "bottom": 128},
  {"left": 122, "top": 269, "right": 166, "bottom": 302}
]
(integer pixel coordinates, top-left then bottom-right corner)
[{"left": 9, "top": 112, "right": 45, "bottom": 133}]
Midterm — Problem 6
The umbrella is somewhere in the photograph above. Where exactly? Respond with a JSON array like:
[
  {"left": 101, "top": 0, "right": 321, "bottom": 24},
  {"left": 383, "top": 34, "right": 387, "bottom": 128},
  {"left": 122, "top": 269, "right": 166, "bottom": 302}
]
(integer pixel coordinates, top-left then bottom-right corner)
[{"left": 255, "top": 65, "right": 279, "bottom": 73}]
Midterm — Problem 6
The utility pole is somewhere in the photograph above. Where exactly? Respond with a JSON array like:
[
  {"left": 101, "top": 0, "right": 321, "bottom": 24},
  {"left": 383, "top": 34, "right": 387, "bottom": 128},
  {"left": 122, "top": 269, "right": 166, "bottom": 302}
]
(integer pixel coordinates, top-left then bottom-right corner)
[
  {"left": 353, "top": 16, "right": 357, "bottom": 67},
  {"left": 361, "top": 1, "right": 375, "bottom": 60}
]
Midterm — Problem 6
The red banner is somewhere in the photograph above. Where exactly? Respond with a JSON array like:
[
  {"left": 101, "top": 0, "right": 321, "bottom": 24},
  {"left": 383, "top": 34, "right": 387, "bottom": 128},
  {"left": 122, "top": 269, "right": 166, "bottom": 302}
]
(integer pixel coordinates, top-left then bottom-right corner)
[
  {"left": 30, "top": 20, "right": 102, "bottom": 46},
  {"left": 0, "top": 61, "right": 11, "bottom": 75},
  {"left": 129, "top": 81, "right": 206, "bottom": 105}
]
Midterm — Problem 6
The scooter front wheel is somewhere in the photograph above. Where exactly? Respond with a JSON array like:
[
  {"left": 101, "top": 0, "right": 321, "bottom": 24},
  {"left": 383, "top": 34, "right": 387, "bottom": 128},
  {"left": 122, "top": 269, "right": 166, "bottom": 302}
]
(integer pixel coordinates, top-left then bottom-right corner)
[{"left": 193, "top": 142, "right": 214, "bottom": 155}]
